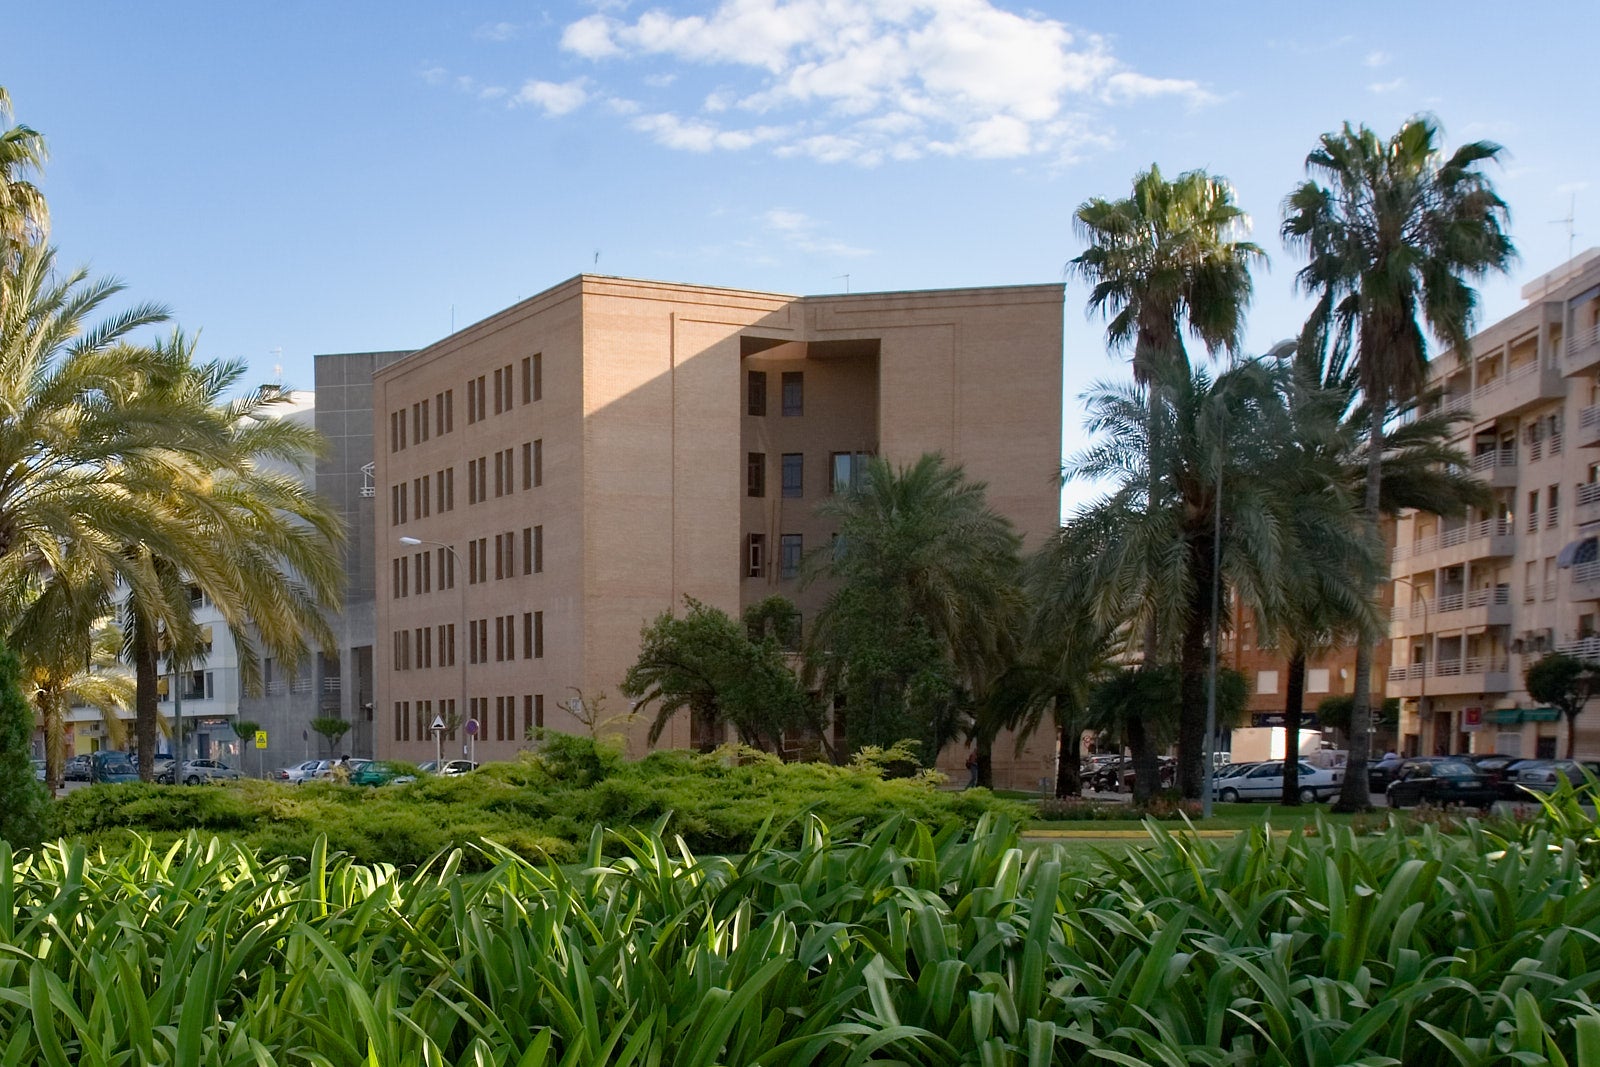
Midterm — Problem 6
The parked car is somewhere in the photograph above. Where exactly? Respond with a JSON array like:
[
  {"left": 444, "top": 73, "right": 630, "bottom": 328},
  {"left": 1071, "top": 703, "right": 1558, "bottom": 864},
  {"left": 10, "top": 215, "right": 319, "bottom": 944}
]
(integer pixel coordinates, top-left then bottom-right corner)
[
  {"left": 64, "top": 754, "right": 92, "bottom": 782},
  {"left": 88, "top": 750, "right": 140, "bottom": 784},
  {"left": 416, "top": 759, "right": 477, "bottom": 777},
  {"left": 1213, "top": 760, "right": 1343, "bottom": 803},
  {"left": 1089, "top": 757, "right": 1176, "bottom": 793},
  {"left": 275, "top": 759, "right": 330, "bottom": 784},
  {"left": 1504, "top": 759, "right": 1600, "bottom": 794},
  {"left": 1215, "top": 762, "right": 1259, "bottom": 780},
  {"left": 1366, "top": 756, "right": 1406, "bottom": 793},
  {"left": 1384, "top": 758, "right": 1498, "bottom": 810},
  {"left": 1497, "top": 758, "right": 1556, "bottom": 799},
  {"left": 161, "top": 758, "right": 242, "bottom": 785},
  {"left": 316, "top": 758, "right": 372, "bottom": 781},
  {"left": 31, "top": 758, "right": 46, "bottom": 781},
  {"left": 348, "top": 761, "right": 416, "bottom": 786}
]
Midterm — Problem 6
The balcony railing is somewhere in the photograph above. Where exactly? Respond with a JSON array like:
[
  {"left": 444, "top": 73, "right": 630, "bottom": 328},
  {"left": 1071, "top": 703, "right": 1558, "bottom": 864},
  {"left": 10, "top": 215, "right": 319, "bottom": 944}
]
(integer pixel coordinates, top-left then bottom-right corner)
[
  {"left": 1547, "top": 506, "right": 1561, "bottom": 528},
  {"left": 1580, "top": 482, "right": 1600, "bottom": 508},
  {"left": 1465, "top": 586, "right": 1511, "bottom": 609},
  {"left": 1392, "top": 518, "right": 1513, "bottom": 561},
  {"left": 1557, "top": 636, "right": 1600, "bottom": 659},
  {"left": 1386, "top": 658, "right": 1511, "bottom": 683},
  {"left": 1552, "top": 432, "right": 1564, "bottom": 455},
  {"left": 1546, "top": 579, "right": 1559, "bottom": 601},
  {"left": 1471, "top": 447, "right": 1518, "bottom": 474},
  {"left": 1566, "top": 322, "right": 1600, "bottom": 363}
]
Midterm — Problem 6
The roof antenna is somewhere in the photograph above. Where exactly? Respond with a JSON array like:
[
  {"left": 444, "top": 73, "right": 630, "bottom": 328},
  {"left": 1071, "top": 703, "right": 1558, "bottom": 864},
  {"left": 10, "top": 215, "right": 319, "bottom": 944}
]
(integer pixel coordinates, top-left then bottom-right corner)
[
  {"left": 594, "top": 250, "right": 601, "bottom": 267},
  {"left": 451, "top": 304, "right": 455, "bottom": 333},
  {"left": 1552, "top": 192, "right": 1578, "bottom": 263},
  {"left": 835, "top": 273, "right": 850, "bottom": 293}
]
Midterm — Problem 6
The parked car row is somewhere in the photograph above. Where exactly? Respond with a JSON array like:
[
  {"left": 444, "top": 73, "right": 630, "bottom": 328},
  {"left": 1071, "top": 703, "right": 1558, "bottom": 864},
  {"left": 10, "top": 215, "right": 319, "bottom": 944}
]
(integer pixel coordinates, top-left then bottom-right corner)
[
  {"left": 1369, "top": 753, "right": 1599, "bottom": 801},
  {"left": 271, "top": 757, "right": 479, "bottom": 785},
  {"left": 1211, "top": 760, "right": 1344, "bottom": 803}
]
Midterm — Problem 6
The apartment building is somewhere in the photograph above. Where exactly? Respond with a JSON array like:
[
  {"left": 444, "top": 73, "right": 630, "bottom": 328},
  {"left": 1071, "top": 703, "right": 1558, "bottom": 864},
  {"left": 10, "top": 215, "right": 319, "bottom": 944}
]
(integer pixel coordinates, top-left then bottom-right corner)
[
  {"left": 372, "top": 275, "right": 1065, "bottom": 787},
  {"left": 1387, "top": 249, "right": 1600, "bottom": 758}
]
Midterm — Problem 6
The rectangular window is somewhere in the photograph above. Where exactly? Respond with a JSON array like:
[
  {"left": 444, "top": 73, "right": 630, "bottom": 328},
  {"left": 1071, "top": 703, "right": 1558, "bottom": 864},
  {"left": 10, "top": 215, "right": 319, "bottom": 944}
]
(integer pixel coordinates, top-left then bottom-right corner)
[
  {"left": 831, "top": 452, "right": 869, "bottom": 493},
  {"left": 495, "top": 616, "right": 506, "bottom": 662},
  {"left": 781, "top": 371, "right": 803, "bottom": 416},
  {"left": 390, "top": 484, "right": 401, "bottom": 527},
  {"left": 478, "top": 617, "right": 489, "bottom": 664},
  {"left": 494, "top": 534, "right": 504, "bottom": 580},
  {"left": 399, "top": 482, "right": 408, "bottom": 524},
  {"left": 747, "top": 452, "right": 765, "bottom": 497},
  {"left": 534, "top": 439, "right": 543, "bottom": 487},
  {"left": 781, "top": 453, "right": 803, "bottom": 499},
  {"left": 467, "top": 620, "right": 478, "bottom": 664},
  {"left": 523, "top": 694, "right": 535, "bottom": 736},
  {"left": 389, "top": 411, "right": 399, "bottom": 453},
  {"left": 411, "top": 403, "right": 421, "bottom": 445},
  {"left": 747, "top": 533, "right": 766, "bottom": 578},
  {"left": 435, "top": 392, "right": 446, "bottom": 436},
  {"left": 493, "top": 367, "right": 504, "bottom": 415},
  {"left": 521, "top": 356, "right": 532, "bottom": 404},
  {"left": 443, "top": 623, "right": 456, "bottom": 666},
  {"left": 414, "top": 628, "right": 424, "bottom": 670},
  {"left": 439, "top": 546, "right": 455, "bottom": 589},
  {"left": 534, "top": 525, "right": 543, "bottom": 574},
  {"left": 445, "top": 467, "right": 455, "bottom": 510},
  {"left": 468, "top": 460, "right": 478, "bottom": 505},
  {"left": 1307, "top": 668, "right": 1330, "bottom": 694},
  {"left": 395, "top": 701, "right": 404, "bottom": 743},
  {"left": 444, "top": 389, "right": 454, "bottom": 432},
  {"left": 532, "top": 353, "right": 542, "bottom": 401},
  {"left": 780, "top": 533, "right": 802, "bottom": 579},
  {"left": 436, "top": 470, "right": 445, "bottom": 513},
  {"left": 1257, "top": 670, "right": 1279, "bottom": 695},
  {"left": 475, "top": 457, "right": 486, "bottom": 503},
  {"left": 523, "top": 612, "right": 533, "bottom": 659},
  {"left": 748, "top": 370, "right": 767, "bottom": 416},
  {"left": 534, "top": 611, "right": 544, "bottom": 658}
]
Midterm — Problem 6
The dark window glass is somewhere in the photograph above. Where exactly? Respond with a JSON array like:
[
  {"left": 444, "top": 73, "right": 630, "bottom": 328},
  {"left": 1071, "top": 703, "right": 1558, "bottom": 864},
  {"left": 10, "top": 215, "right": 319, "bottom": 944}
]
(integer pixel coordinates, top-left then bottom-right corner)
[
  {"left": 781, "top": 453, "right": 803, "bottom": 498},
  {"left": 748, "top": 370, "right": 767, "bottom": 416},
  {"left": 780, "top": 533, "right": 802, "bottom": 579},
  {"left": 747, "top": 452, "right": 765, "bottom": 497},
  {"left": 781, "top": 371, "right": 803, "bottom": 416}
]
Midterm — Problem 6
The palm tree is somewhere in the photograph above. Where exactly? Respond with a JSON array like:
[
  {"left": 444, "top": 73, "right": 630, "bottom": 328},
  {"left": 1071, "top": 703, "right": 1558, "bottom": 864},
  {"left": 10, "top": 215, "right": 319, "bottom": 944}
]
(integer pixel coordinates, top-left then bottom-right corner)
[
  {"left": 120, "top": 339, "right": 345, "bottom": 775},
  {"left": 1267, "top": 340, "right": 1486, "bottom": 803},
  {"left": 803, "top": 453, "right": 1023, "bottom": 781},
  {"left": 0, "top": 86, "right": 48, "bottom": 272},
  {"left": 1062, "top": 356, "right": 1375, "bottom": 798},
  {"left": 1282, "top": 117, "right": 1515, "bottom": 810}
]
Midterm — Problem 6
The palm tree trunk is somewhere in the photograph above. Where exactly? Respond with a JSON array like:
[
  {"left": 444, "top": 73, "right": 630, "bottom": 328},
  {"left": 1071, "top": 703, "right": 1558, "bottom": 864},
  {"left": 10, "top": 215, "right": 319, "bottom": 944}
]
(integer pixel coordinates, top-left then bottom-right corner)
[
  {"left": 1281, "top": 650, "right": 1307, "bottom": 805},
  {"left": 1568, "top": 711, "right": 1577, "bottom": 760},
  {"left": 1054, "top": 693, "right": 1082, "bottom": 797},
  {"left": 1177, "top": 528, "right": 1213, "bottom": 799},
  {"left": 1127, "top": 711, "right": 1158, "bottom": 802},
  {"left": 1334, "top": 403, "right": 1386, "bottom": 811},
  {"left": 132, "top": 612, "right": 160, "bottom": 781},
  {"left": 40, "top": 695, "right": 63, "bottom": 791}
]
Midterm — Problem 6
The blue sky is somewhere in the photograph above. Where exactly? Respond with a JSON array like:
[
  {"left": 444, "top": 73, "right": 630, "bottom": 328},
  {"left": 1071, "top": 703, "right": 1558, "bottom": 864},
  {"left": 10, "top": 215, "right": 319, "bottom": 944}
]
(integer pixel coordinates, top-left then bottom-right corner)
[{"left": 8, "top": 1, "right": 1597, "bottom": 505}]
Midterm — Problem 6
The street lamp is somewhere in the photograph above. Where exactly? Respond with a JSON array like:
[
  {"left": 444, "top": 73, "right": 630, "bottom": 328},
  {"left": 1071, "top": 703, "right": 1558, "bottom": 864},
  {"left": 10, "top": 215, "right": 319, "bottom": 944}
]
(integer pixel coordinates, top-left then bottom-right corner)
[
  {"left": 398, "top": 536, "right": 466, "bottom": 768},
  {"left": 1392, "top": 576, "right": 1430, "bottom": 758}
]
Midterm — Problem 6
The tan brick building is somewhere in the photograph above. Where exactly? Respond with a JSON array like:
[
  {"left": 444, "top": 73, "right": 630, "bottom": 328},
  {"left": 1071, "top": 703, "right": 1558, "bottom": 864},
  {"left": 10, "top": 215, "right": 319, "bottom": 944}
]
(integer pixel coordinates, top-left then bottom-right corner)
[{"left": 372, "top": 275, "right": 1065, "bottom": 786}]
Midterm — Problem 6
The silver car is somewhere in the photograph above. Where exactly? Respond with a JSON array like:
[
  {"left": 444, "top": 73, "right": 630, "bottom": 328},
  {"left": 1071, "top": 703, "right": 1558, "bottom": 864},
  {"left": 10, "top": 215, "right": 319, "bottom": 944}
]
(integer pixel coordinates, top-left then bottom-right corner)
[
  {"left": 275, "top": 759, "right": 330, "bottom": 784},
  {"left": 173, "top": 759, "right": 242, "bottom": 785},
  {"left": 1213, "top": 760, "right": 1343, "bottom": 803}
]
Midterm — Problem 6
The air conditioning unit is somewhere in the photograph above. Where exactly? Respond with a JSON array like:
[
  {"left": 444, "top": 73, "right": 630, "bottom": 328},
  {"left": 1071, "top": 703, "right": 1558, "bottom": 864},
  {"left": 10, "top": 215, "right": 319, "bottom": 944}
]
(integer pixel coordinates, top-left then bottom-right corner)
[{"left": 1510, "top": 639, "right": 1524, "bottom": 655}]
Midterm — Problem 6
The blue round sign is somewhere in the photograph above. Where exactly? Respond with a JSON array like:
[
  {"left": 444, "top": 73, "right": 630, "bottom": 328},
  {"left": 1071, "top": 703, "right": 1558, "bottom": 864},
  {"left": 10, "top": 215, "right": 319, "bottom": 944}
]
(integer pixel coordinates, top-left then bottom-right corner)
[{"left": 464, "top": 718, "right": 479, "bottom": 736}]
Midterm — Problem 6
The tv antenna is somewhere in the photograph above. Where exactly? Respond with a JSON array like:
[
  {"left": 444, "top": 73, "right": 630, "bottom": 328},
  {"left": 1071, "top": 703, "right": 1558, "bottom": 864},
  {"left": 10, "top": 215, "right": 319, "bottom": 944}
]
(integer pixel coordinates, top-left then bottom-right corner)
[
  {"left": 834, "top": 273, "right": 850, "bottom": 293},
  {"left": 1552, "top": 192, "right": 1578, "bottom": 262}
]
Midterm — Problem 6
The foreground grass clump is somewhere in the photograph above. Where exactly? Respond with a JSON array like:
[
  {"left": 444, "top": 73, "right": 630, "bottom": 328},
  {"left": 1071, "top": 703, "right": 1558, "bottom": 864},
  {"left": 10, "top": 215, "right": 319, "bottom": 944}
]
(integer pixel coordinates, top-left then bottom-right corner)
[
  {"left": 7, "top": 787, "right": 1600, "bottom": 1064},
  {"left": 51, "top": 736, "right": 1027, "bottom": 867}
]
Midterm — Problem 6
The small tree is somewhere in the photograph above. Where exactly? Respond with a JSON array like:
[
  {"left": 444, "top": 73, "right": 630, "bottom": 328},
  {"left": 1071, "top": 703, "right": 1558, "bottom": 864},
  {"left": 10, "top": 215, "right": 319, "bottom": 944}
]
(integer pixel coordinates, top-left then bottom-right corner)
[
  {"left": 309, "top": 715, "right": 351, "bottom": 757},
  {"left": 1524, "top": 653, "right": 1596, "bottom": 759},
  {"left": 0, "top": 645, "right": 49, "bottom": 848},
  {"left": 624, "top": 597, "right": 821, "bottom": 753}
]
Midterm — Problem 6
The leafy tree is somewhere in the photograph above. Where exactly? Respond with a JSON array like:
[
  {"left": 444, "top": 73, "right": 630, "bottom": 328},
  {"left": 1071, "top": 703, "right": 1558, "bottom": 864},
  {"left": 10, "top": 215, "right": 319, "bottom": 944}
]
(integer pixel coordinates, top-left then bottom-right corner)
[
  {"left": 0, "top": 86, "right": 48, "bottom": 293},
  {"left": 1283, "top": 117, "right": 1515, "bottom": 810},
  {"left": 803, "top": 454, "right": 1022, "bottom": 780},
  {"left": 623, "top": 596, "right": 819, "bottom": 752},
  {"left": 1524, "top": 653, "right": 1596, "bottom": 760},
  {"left": 0, "top": 643, "right": 47, "bottom": 848},
  {"left": 1316, "top": 694, "right": 1400, "bottom": 737},
  {"left": 310, "top": 715, "right": 351, "bottom": 757}
]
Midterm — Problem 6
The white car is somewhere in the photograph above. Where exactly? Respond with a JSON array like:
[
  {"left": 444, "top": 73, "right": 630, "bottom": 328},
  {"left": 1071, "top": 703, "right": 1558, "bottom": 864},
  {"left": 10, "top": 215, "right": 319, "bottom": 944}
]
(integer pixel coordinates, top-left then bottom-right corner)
[
  {"left": 1213, "top": 760, "right": 1343, "bottom": 803},
  {"left": 169, "top": 759, "right": 243, "bottom": 785},
  {"left": 275, "top": 759, "right": 330, "bottom": 784}
]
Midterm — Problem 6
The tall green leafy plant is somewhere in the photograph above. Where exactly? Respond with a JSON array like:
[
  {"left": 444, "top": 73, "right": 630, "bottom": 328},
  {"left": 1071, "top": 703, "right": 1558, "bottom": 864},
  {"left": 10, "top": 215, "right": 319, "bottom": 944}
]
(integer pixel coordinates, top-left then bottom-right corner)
[{"left": 0, "top": 643, "right": 47, "bottom": 848}]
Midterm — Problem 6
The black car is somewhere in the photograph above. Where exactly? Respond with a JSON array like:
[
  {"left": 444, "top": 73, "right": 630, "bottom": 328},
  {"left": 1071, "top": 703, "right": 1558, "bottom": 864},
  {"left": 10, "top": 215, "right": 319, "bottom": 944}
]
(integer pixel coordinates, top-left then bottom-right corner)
[
  {"left": 1367, "top": 756, "right": 1405, "bottom": 793},
  {"left": 1495, "top": 759, "right": 1551, "bottom": 800},
  {"left": 64, "top": 754, "right": 92, "bottom": 782},
  {"left": 1385, "top": 758, "right": 1499, "bottom": 810}
]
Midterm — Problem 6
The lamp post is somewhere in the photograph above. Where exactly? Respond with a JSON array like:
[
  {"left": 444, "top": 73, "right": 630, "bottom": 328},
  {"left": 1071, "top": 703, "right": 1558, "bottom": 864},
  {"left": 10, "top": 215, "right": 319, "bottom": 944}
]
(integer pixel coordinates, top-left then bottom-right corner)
[
  {"left": 399, "top": 536, "right": 466, "bottom": 768},
  {"left": 1202, "top": 436, "right": 1223, "bottom": 819},
  {"left": 1392, "top": 576, "right": 1430, "bottom": 759}
]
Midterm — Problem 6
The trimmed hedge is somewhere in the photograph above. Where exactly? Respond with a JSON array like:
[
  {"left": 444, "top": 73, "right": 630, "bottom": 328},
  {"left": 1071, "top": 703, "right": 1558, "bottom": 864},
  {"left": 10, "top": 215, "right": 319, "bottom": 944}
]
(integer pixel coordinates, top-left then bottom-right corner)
[{"left": 50, "top": 737, "right": 1029, "bottom": 868}]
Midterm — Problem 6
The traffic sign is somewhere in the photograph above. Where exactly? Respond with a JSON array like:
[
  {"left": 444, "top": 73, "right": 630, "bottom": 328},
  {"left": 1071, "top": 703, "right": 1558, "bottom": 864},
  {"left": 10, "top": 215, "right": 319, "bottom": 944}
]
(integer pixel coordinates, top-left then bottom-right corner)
[
  {"left": 430, "top": 715, "right": 446, "bottom": 732},
  {"left": 254, "top": 730, "right": 268, "bottom": 749},
  {"left": 464, "top": 718, "right": 479, "bottom": 736}
]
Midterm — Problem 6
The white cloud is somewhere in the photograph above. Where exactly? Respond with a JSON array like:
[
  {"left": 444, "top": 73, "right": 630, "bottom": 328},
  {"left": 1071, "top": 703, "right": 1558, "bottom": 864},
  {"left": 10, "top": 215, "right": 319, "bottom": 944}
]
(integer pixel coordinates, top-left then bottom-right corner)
[
  {"left": 1368, "top": 77, "right": 1406, "bottom": 95},
  {"left": 512, "top": 79, "right": 591, "bottom": 116},
  {"left": 420, "top": 65, "right": 449, "bottom": 86},
  {"left": 761, "top": 208, "right": 871, "bottom": 257},
  {"left": 553, "top": 0, "right": 1215, "bottom": 164},
  {"left": 643, "top": 72, "right": 678, "bottom": 88},
  {"left": 1364, "top": 50, "right": 1391, "bottom": 67},
  {"left": 1557, "top": 181, "right": 1590, "bottom": 194},
  {"left": 474, "top": 21, "right": 524, "bottom": 42}
]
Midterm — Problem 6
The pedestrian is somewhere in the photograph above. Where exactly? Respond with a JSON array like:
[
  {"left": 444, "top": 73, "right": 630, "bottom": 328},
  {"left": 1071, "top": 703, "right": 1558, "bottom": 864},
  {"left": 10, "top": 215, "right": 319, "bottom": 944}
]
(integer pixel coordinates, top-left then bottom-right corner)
[{"left": 964, "top": 749, "right": 979, "bottom": 789}]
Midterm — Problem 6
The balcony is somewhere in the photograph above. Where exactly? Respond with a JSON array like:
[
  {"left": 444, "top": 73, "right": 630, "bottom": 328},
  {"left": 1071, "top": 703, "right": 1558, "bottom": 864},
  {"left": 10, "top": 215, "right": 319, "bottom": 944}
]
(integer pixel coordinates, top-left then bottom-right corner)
[
  {"left": 1470, "top": 446, "right": 1519, "bottom": 489},
  {"left": 1565, "top": 322, "right": 1600, "bottom": 375},
  {"left": 1389, "top": 585, "right": 1513, "bottom": 634},
  {"left": 1556, "top": 636, "right": 1600, "bottom": 659},
  {"left": 1386, "top": 657, "right": 1513, "bottom": 697},
  {"left": 1444, "top": 359, "right": 1564, "bottom": 421},
  {"left": 1391, "top": 518, "right": 1514, "bottom": 570},
  {"left": 1579, "top": 483, "right": 1600, "bottom": 527},
  {"left": 1580, "top": 405, "right": 1600, "bottom": 449},
  {"left": 1572, "top": 559, "right": 1600, "bottom": 601}
]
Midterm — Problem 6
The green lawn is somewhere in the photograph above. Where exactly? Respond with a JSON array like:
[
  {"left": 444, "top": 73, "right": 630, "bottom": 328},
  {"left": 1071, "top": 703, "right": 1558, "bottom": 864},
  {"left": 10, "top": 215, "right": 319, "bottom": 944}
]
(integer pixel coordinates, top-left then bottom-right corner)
[{"left": 1027, "top": 802, "right": 1373, "bottom": 834}]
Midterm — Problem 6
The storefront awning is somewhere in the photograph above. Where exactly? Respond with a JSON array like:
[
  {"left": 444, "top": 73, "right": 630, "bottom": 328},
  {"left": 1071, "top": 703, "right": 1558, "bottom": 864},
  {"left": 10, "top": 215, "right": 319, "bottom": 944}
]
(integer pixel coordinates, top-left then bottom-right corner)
[{"left": 1558, "top": 538, "right": 1598, "bottom": 569}]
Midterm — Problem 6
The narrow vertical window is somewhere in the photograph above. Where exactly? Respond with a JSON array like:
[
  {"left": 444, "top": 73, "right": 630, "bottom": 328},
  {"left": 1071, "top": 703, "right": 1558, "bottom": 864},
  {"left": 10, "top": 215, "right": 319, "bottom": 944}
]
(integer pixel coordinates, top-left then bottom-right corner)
[
  {"left": 780, "top": 533, "right": 802, "bottom": 579},
  {"left": 534, "top": 525, "right": 543, "bottom": 574},
  {"left": 781, "top": 371, "right": 803, "bottom": 416},
  {"left": 532, "top": 352, "right": 542, "bottom": 401},
  {"left": 522, "top": 442, "right": 532, "bottom": 490},
  {"left": 534, "top": 439, "right": 543, "bottom": 486},
  {"left": 534, "top": 611, "right": 544, "bottom": 658},
  {"left": 747, "top": 452, "right": 765, "bottom": 497},
  {"left": 748, "top": 370, "right": 767, "bottom": 416},
  {"left": 522, "top": 612, "right": 533, "bottom": 659},
  {"left": 746, "top": 534, "right": 765, "bottom": 578},
  {"left": 781, "top": 453, "right": 803, "bottom": 498}
]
